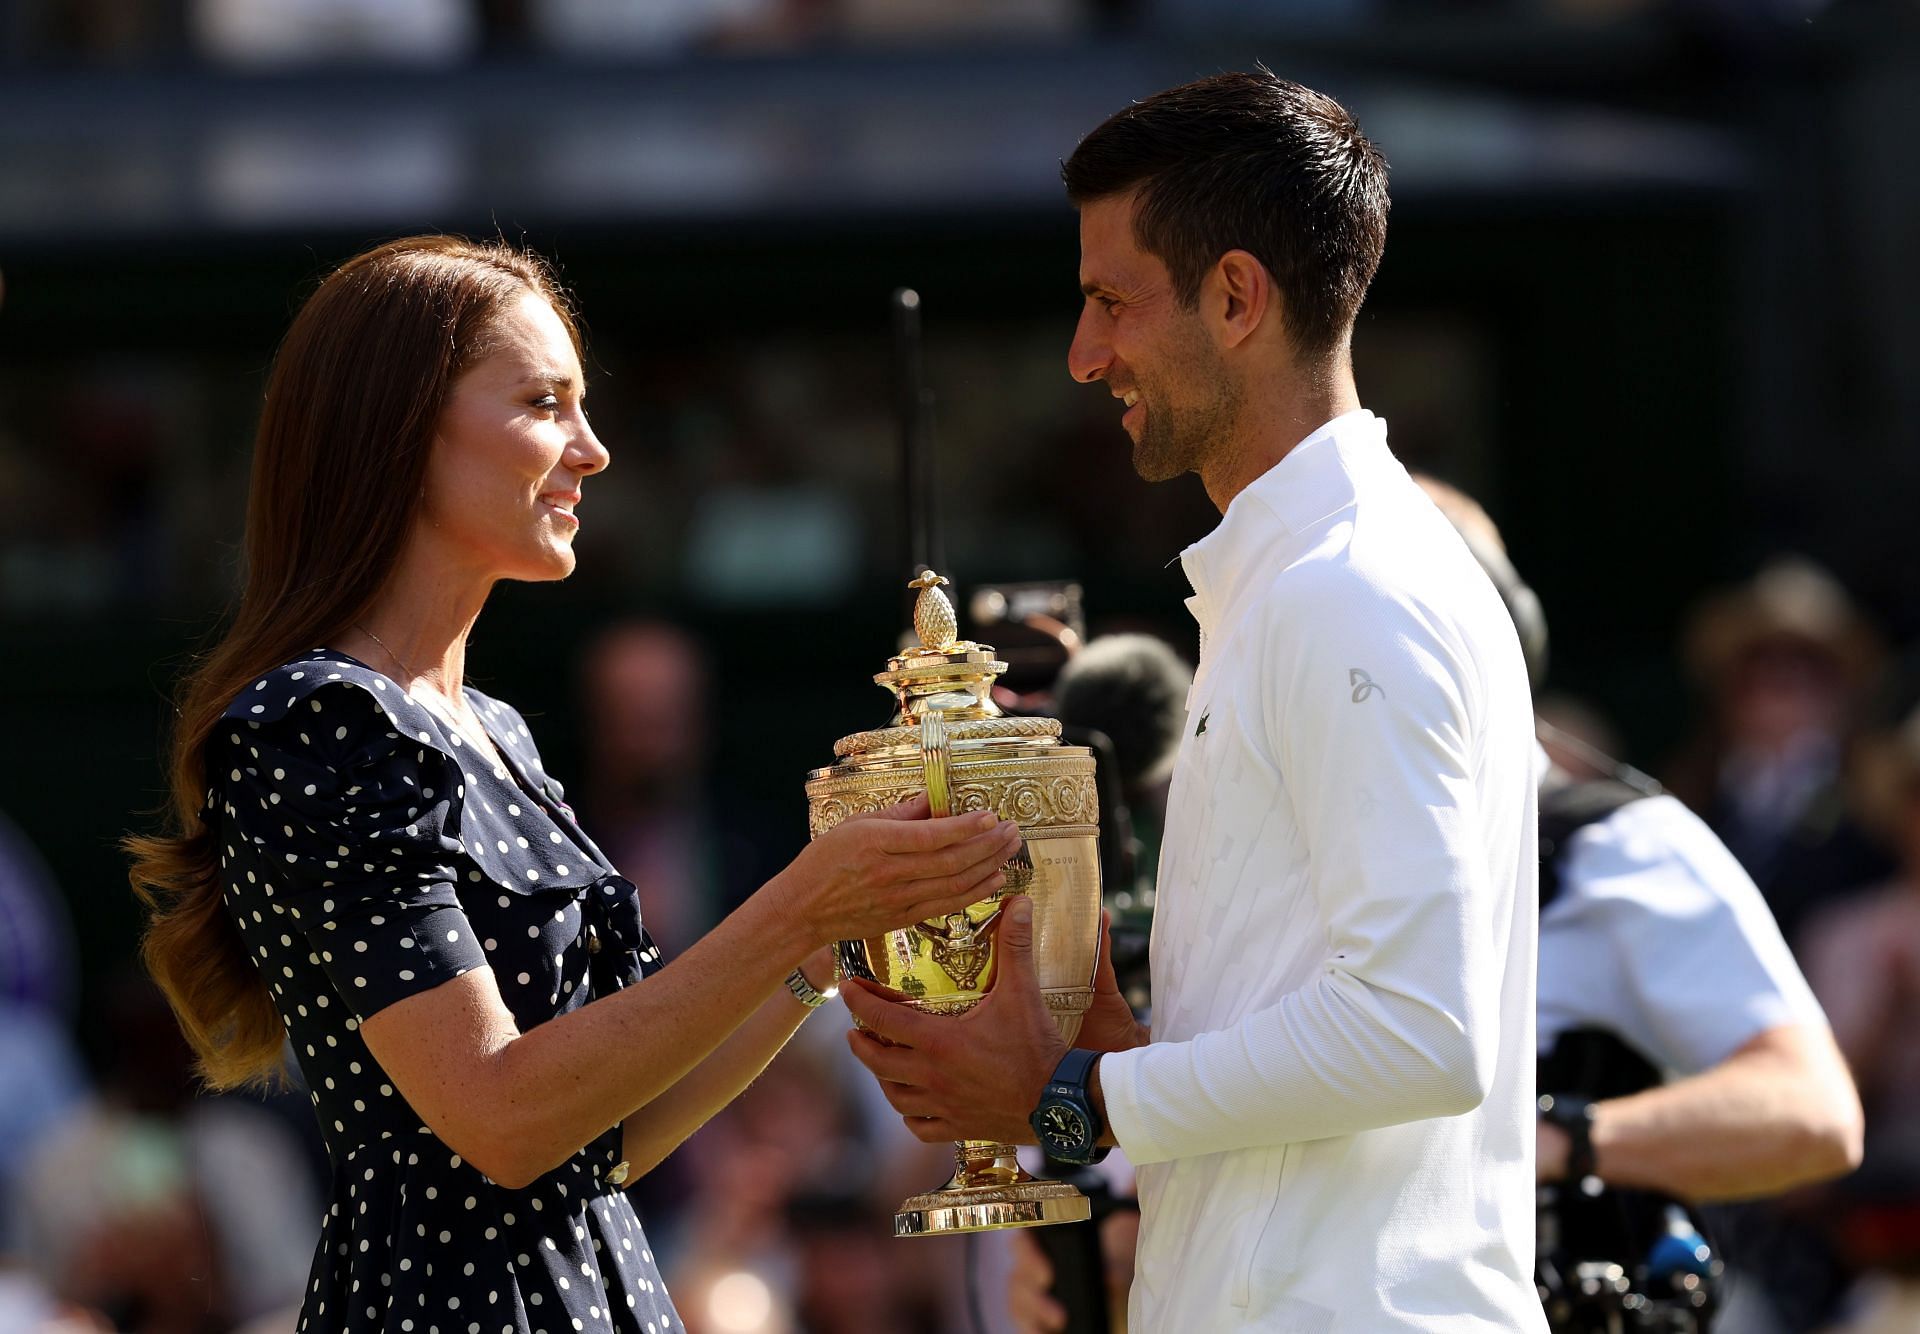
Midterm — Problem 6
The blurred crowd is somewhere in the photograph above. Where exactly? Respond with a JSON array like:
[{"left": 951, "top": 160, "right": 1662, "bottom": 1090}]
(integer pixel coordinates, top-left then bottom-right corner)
[
  {"left": 1, "top": 0, "right": 1842, "bottom": 67},
  {"left": 1, "top": 0, "right": 1911, "bottom": 1325},
  {"left": 4, "top": 546, "right": 1920, "bottom": 1333}
]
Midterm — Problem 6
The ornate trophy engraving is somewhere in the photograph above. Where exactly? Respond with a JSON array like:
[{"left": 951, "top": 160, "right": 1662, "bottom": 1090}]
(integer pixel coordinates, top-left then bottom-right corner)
[{"left": 806, "top": 571, "right": 1103, "bottom": 1236}]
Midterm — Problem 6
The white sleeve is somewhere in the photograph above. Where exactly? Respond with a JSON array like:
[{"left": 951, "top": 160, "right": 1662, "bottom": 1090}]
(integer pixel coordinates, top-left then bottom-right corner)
[
  {"left": 1101, "top": 576, "right": 1513, "bottom": 1164},
  {"left": 1550, "top": 796, "right": 1828, "bottom": 1076}
]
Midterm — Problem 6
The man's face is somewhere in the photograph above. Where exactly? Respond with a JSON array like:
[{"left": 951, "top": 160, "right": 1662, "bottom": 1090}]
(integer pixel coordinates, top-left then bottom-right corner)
[{"left": 1068, "top": 193, "right": 1241, "bottom": 483}]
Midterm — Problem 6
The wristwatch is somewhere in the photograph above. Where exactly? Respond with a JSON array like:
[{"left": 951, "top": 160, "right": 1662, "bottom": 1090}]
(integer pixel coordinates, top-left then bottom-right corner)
[
  {"left": 1538, "top": 1092, "right": 1598, "bottom": 1185},
  {"left": 785, "top": 963, "right": 838, "bottom": 1010},
  {"left": 1029, "top": 1048, "right": 1110, "bottom": 1165}
]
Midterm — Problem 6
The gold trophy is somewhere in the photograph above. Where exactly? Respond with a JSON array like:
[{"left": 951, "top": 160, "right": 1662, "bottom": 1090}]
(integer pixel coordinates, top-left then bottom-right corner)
[{"left": 806, "top": 570, "right": 1104, "bottom": 1236}]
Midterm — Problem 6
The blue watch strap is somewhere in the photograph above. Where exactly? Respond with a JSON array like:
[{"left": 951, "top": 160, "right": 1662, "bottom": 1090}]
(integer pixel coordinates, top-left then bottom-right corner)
[{"left": 1050, "top": 1047, "right": 1100, "bottom": 1090}]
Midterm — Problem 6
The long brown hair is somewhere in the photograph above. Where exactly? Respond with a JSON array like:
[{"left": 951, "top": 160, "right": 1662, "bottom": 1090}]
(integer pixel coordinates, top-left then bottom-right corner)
[{"left": 126, "top": 236, "right": 582, "bottom": 1089}]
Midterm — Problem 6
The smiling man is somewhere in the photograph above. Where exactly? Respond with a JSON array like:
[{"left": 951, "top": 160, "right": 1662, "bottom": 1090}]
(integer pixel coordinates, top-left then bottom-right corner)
[{"left": 841, "top": 71, "right": 1546, "bottom": 1332}]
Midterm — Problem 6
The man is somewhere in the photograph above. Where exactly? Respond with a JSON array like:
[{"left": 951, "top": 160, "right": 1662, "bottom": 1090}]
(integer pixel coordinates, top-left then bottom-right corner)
[
  {"left": 1001, "top": 485, "right": 1866, "bottom": 1334},
  {"left": 841, "top": 71, "right": 1545, "bottom": 1331}
]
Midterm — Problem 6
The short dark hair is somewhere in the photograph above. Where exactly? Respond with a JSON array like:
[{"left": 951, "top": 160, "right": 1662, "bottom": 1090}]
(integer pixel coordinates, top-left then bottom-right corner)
[{"left": 1063, "top": 69, "right": 1389, "bottom": 361}]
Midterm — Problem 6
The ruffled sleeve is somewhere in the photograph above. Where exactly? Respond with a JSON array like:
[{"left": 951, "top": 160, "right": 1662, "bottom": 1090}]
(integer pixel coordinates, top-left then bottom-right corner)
[{"left": 211, "top": 668, "right": 486, "bottom": 1021}]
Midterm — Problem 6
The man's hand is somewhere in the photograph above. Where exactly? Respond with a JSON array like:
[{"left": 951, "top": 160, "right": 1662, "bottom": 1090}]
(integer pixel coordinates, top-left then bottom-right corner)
[
  {"left": 843, "top": 895, "right": 1068, "bottom": 1144},
  {"left": 1532, "top": 1025, "right": 1863, "bottom": 1199}
]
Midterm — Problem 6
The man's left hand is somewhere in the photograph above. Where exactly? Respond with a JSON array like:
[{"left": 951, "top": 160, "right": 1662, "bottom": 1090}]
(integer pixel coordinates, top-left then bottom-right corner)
[{"left": 842, "top": 895, "right": 1067, "bottom": 1144}]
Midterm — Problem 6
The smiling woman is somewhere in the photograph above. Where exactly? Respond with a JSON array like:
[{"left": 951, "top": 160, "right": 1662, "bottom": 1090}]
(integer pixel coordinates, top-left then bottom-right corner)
[
  {"left": 124, "top": 236, "right": 1025, "bottom": 1334},
  {"left": 417, "top": 288, "right": 603, "bottom": 590}
]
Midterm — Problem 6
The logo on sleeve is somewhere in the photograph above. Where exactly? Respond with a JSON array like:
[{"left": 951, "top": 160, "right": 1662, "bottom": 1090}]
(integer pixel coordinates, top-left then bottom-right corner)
[
  {"left": 1349, "top": 668, "right": 1385, "bottom": 703},
  {"left": 1195, "top": 711, "right": 1210, "bottom": 737}
]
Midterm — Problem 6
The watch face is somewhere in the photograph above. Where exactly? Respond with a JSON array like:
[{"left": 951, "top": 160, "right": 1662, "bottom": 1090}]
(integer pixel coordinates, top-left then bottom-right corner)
[{"left": 1037, "top": 1103, "right": 1091, "bottom": 1154}]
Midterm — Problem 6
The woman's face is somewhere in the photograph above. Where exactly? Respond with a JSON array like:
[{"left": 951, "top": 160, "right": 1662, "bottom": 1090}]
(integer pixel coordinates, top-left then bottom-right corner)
[{"left": 419, "top": 289, "right": 607, "bottom": 585}]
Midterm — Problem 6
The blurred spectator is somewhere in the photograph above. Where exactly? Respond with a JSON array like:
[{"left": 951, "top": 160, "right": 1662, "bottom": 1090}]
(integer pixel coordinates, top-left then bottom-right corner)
[
  {"left": 664, "top": 1021, "right": 961, "bottom": 1334},
  {"left": 1798, "top": 705, "right": 1920, "bottom": 1323},
  {"left": 1667, "top": 557, "right": 1894, "bottom": 946},
  {"left": 577, "top": 620, "right": 781, "bottom": 955},
  {"left": 0, "top": 809, "right": 89, "bottom": 1263},
  {"left": 1808, "top": 705, "right": 1920, "bottom": 1141},
  {"left": 0, "top": 365, "right": 172, "bottom": 617},
  {"left": 7, "top": 973, "right": 318, "bottom": 1333},
  {"left": 784, "top": 1193, "right": 910, "bottom": 1334},
  {"left": 0, "top": 808, "right": 80, "bottom": 1023},
  {"left": 190, "top": 0, "right": 478, "bottom": 65}
]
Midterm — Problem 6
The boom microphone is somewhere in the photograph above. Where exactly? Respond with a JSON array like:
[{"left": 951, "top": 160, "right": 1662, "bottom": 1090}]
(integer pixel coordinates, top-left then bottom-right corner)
[{"left": 1051, "top": 634, "right": 1193, "bottom": 793}]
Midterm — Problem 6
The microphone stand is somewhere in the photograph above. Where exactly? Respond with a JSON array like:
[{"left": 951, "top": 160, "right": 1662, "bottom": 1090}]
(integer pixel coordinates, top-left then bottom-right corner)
[{"left": 892, "top": 287, "right": 945, "bottom": 584}]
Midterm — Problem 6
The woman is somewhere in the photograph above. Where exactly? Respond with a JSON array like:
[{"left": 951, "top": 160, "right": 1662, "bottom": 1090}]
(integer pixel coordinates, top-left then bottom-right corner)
[{"left": 125, "top": 236, "right": 1021, "bottom": 1333}]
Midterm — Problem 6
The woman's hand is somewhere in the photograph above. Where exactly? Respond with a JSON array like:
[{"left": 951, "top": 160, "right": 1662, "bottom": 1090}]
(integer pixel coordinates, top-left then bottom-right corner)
[{"left": 773, "top": 794, "right": 1023, "bottom": 947}]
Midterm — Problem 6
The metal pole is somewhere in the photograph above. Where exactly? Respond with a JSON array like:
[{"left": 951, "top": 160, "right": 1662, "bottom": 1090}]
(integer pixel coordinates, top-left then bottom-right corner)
[{"left": 891, "top": 287, "right": 943, "bottom": 580}]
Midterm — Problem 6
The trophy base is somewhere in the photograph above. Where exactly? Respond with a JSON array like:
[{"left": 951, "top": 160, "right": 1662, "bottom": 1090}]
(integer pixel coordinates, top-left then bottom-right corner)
[{"left": 894, "top": 1144, "right": 1091, "bottom": 1237}]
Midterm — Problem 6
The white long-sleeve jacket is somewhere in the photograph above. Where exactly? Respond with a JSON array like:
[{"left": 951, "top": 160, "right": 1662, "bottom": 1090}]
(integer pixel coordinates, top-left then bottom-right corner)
[{"left": 1099, "top": 411, "right": 1546, "bottom": 1332}]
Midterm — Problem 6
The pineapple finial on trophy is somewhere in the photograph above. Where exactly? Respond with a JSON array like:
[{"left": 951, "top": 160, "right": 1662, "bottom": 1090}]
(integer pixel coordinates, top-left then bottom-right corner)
[
  {"left": 909, "top": 570, "right": 959, "bottom": 652},
  {"left": 874, "top": 569, "right": 1004, "bottom": 726}
]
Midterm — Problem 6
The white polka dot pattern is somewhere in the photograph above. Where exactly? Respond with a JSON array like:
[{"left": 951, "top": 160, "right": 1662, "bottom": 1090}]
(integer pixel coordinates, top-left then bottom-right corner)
[{"left": 210, "top": 651, "right": 678, "bottom": 1333}]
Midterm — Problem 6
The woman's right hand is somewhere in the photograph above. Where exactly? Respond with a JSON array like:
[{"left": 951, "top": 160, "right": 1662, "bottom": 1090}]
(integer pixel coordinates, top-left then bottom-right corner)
[{"left": 773, "top": 794, "right": 1024, "bottom": 947}]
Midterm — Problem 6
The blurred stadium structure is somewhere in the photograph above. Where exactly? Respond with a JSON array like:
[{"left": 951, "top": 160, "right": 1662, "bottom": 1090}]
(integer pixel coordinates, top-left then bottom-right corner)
[{"left": 2, "top": 3, "right": 1918, "bottom": 1332}]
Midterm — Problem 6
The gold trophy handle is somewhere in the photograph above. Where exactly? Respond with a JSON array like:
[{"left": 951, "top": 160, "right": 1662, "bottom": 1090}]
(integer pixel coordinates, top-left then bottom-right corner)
[{"left": 920, "top": 707, "right": 953, "bottom": 818}]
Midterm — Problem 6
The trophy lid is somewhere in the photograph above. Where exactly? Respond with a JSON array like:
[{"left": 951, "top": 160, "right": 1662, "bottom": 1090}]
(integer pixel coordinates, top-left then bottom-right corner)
[
  {"left": 816, "top": 568, "right": 1073, "bottom": 771},
  {"left": 872, "top": 571, "right": 1008, "bottom": 728}
]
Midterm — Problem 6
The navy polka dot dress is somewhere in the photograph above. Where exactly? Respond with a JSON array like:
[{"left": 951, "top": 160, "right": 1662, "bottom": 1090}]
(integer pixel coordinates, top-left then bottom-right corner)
[{"left": 208, "top": 651, "right": 684, "bottom": 1334}]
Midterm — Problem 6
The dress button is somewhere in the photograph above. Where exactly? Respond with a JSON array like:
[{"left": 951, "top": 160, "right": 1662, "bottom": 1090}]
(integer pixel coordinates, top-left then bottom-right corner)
[
  {"left": 606, "top": 1160, "right": 630, "bottom": 1186},
  {"left": 586, "top": 925, "right": 602, "bottom": 955}
]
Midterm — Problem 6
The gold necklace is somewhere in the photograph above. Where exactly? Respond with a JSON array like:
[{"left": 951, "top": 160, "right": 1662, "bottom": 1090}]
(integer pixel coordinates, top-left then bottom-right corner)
[
  {"left": 355, "top": 622, "right": 419, "bottom": 681},
  {"left": 353, "top": 623, "right": 500, "bottom": 763}
]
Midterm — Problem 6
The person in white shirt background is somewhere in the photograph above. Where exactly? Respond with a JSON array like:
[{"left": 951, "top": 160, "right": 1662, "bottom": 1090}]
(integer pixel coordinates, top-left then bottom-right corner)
[
  {"left": 1419, "top": 479, "right": 1864, "bottom": 1334},
  {"left": 840, "top": 68, "right": 1546, "bottom": 1333}
]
